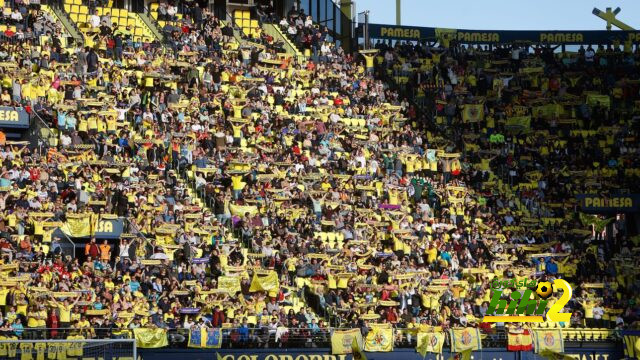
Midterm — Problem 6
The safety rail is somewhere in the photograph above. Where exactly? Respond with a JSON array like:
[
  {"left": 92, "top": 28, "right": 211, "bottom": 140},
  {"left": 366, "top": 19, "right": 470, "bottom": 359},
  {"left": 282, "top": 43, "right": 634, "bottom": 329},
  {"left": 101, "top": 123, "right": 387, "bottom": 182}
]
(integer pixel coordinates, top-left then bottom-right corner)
[
  {"left": 54, "top": 228, "right": 77, "bottom": 259},
  {"left": 141, "top": 3, "right": 168, "bottom": 44},
  {"left": 30, "top": 109, "right": 58, "bottom": 150},
  {"left": 123, "top": 217, "right": 154, "bottom": 253},
  {"left": 2, "top": 327, "right": 621, "bottom": 349}
]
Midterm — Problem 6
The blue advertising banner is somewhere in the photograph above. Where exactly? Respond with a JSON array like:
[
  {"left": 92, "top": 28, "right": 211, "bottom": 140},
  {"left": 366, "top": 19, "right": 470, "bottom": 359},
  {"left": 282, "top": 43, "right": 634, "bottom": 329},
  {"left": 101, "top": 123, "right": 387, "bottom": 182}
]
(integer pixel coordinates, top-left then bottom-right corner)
[
  {"left": 138, "top": 347, "right": 621, "bottom": 360},
  {"left": 0, "top": 106, "right": 30, "bottom": 129},
  {"left": 576, "top": 194, "right": 640, "bottom": 213},
  {"left": 363, "top": 23, "right": 640, "bottom": 45},
  {"left": 94, "top": 218, "right": 125, "bottom": 239}
]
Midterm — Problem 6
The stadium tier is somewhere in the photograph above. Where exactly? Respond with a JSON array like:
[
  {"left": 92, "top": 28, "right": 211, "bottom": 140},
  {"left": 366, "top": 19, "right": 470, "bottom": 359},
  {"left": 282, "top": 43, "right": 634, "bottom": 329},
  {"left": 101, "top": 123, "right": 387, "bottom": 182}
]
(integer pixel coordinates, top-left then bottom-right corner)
[{"left": 0, "top": 0, "right": 638, "bottom": 359}]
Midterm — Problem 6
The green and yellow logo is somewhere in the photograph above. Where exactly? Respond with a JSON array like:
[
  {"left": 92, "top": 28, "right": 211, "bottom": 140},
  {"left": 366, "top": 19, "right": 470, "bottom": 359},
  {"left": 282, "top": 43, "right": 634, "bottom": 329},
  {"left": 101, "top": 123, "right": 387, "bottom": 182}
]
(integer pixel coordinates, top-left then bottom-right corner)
[{"left": 483, "top": 279, "right": 572, "bottom": 323}]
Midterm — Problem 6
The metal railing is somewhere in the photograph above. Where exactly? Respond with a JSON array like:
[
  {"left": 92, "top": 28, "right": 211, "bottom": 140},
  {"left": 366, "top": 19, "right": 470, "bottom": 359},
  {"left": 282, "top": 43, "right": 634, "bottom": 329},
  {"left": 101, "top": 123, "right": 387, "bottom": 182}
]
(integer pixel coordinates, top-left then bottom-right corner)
[
  {"left": 2, "top": 326, "right": 620, "bottom": 349},
  {"left": 55, "top": 229, "right": 77, "bottom": 259},
  {"left": 0, "top": 338, "right": 136, "bottom": 359},
  {"left": 123, "top": 217, "right": 154, "bottom": 252},
  {"left": 45, "top": 0, "right": 85, "bottom": 46},
  {"left": 30, "top": 109, "right": 57, "bottom": 150}
]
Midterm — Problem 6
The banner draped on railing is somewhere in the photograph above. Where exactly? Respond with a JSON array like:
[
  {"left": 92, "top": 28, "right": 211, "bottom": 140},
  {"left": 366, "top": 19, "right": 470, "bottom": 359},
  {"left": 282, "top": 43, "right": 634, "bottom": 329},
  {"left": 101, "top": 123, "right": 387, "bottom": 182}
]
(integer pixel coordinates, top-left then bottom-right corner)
[
  {"left": 133, "top": 328, "right": 169, "bottom": 349},
  {"left": 188, "top": 327, "right": 223, "bottom": 349}
]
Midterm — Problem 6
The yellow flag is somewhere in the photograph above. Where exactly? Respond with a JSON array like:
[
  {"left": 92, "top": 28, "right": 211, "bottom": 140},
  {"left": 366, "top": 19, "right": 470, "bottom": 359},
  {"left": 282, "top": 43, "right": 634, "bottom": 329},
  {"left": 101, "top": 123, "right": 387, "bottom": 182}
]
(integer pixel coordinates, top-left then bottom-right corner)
[
  {"left": 248, "top": 271, "right": 280, "bottom": 293},
  {"left": 450, "top": 328, "right": 482, "bottom": 352},
  {"left": 416, "top": 331, "right": 445, "bottom": 356},
  {"left": 60, "top": 215, "right": 92, "bottom": 238},
  {"left": 533, "top": 329, "right": 564, "bottom": 354},
  {"left": 133, "top": 328, "right": 169, "bottom": 348},
  {"left": 586, "top": 94, "right": 610, "bottom": 108},
  {"left": 623, "top": 334, "right": 640, "bottom": 359},
  {"left": 332, "top": 329, "right": 362, "bottom": 355},
  {"left": 352, "top": 335, "right": 367, "bottom": 360},
  {"left": 447, "top": 348, "right": 473, "bottom": 360},
  {"left": 364, "top": 323, "right": 393, "bottom": 352},
  {"left": 462, "top": 104, "right": 484, "bottom": 122},
  {"left": 506, "top": 116, "right": 531, "bottom": 130},
  {"left": 229, "top": 203, "right": 259, "bottom": 216},
  {"left": 217, "top": 276, "right": 241, "bottom": 294}
]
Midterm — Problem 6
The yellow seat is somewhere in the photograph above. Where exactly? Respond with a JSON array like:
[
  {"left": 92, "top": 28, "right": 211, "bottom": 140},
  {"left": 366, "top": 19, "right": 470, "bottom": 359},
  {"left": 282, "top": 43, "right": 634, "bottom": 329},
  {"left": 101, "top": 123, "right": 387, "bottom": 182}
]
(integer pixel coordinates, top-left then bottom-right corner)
[
  {"left": 79, "top": 5, "right": 88, "bottom": 14},
  {"left": 70, "top": 4, "right": 79, "bottom": 13},
  {"left": 584, "top": 330, "right": 594, "bottom": 341},
  {"left": 69, "top": 13, "right": 78, "bottom": 22},
  {"left": 150, "top": 3, "right": 158, "bottom": 11}
]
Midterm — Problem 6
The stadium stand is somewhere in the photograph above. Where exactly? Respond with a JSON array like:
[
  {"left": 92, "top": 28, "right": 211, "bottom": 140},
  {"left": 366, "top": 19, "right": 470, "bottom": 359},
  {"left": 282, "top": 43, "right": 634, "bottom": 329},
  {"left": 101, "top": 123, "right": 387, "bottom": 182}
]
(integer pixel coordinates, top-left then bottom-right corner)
[{"left": 0, "top": 0, "right": 637, "bottom": 357}]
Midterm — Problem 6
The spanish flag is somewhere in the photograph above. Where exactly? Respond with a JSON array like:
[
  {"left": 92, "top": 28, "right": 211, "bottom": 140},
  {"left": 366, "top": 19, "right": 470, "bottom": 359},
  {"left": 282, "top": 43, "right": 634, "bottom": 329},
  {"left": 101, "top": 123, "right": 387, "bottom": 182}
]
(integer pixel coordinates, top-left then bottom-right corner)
[{"left": 507, "top": 329, "right": 533, "bottom": 351}]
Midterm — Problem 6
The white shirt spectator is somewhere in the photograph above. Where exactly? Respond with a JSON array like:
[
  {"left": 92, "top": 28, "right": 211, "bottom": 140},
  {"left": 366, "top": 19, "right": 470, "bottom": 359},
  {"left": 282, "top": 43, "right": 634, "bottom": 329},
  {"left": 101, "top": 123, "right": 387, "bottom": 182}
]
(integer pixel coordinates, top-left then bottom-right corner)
[
  {"left": 511, "top": 48, "right": 521, "bottom": 60},
  {"left": 585, "top": 48, "right": 595, "bottom": 62},
  {"left": 89, "top": 14, "right": 101, "bottom": 28},
  {"left": 11, "top": 10, "right": 23, "bottom": 22}
]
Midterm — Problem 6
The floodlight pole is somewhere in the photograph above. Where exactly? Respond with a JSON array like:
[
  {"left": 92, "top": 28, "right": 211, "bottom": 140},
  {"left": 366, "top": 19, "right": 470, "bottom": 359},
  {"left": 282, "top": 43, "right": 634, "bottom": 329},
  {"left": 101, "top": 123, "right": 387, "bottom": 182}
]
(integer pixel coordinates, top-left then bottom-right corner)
[{"left": 396, "top": 0, "right": 401, "bottom": 25}]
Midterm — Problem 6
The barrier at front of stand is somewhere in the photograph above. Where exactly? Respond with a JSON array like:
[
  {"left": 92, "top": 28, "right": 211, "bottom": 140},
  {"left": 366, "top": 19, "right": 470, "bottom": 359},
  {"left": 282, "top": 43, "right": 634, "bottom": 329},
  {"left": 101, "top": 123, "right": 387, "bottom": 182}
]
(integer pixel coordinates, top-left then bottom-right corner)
[{"left": 138, "top": 346, "right": 622, "bottom": 360}]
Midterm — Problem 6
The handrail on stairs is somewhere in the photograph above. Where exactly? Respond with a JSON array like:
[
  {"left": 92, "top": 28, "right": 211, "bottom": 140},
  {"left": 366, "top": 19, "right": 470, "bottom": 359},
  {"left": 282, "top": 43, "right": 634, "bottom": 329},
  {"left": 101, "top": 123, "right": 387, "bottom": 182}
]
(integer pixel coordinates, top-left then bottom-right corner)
[{"left": 46, "top": 0, "right": 85, "bottom": 46}]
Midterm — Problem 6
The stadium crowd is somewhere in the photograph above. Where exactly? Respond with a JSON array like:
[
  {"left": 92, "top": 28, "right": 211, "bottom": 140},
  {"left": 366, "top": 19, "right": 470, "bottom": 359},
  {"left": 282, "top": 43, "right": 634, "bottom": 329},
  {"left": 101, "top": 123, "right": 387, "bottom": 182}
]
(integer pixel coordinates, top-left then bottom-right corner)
[{"left": 0, "top": 0, "right": 637, "bottom": 350}]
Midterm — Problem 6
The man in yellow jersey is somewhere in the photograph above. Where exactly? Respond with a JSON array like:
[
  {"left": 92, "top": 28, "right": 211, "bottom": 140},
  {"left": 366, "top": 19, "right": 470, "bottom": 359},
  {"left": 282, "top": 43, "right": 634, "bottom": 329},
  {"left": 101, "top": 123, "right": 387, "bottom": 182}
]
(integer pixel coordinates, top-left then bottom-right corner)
[{"left": 50, "top": 294, "right": 81, "bottom": 338}]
